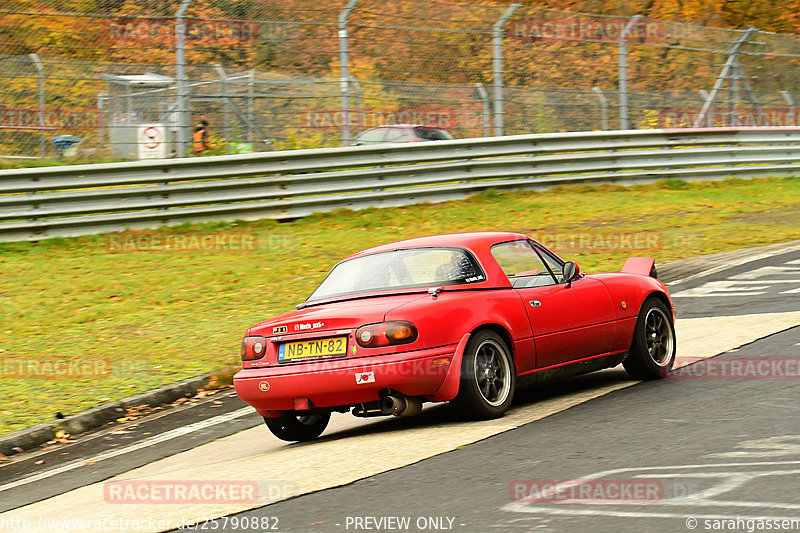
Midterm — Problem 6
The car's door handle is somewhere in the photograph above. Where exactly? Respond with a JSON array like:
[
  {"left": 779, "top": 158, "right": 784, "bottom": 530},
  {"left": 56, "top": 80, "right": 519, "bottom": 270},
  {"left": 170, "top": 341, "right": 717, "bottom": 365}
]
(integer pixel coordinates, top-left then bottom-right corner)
[{"left": 529, "top": 300, "right": 542, "bottom": 308}]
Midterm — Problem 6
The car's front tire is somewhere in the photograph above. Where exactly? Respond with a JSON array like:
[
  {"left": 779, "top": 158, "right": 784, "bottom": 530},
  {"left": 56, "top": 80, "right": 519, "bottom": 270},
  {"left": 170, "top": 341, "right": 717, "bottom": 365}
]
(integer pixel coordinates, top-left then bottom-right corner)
[
  {"left": 623, "top": 297, "right": 676, "bottom": 379},
  {"left": 264, "top": 412, "right": 330, "bottom": 442},
  {"left": 452, "top": 330, "right": 515, "bottom": 419}
]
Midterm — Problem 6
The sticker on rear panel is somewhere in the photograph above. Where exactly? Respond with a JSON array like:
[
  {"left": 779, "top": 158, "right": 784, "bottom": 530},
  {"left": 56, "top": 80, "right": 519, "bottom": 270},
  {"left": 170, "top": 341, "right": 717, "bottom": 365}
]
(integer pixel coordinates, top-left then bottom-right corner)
[{"left": 356, "top": 371, "right": 375, "bottom": 384}]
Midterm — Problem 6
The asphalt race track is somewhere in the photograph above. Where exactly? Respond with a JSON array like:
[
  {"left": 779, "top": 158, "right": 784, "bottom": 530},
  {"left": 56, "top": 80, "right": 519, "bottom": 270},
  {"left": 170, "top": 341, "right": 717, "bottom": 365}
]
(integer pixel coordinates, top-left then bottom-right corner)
[
  {"left": 2, "top": 248, "right": 800, "bottom": 533},
  {"left": 216, "top": 326, "right": 800, "bottom": 533}
]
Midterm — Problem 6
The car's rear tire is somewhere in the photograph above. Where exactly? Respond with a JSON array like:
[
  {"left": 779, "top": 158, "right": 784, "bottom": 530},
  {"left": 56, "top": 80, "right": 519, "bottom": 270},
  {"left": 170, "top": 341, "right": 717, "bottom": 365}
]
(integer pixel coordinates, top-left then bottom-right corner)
[
  {"left": 264, "top": 412, "right": 330, "bottom": 442},
  {"left": 452, "top": 330, "right": 515, "bottom": 419},
  {"left": 623, "top": 297, "right": 676, "bottom": 380}
]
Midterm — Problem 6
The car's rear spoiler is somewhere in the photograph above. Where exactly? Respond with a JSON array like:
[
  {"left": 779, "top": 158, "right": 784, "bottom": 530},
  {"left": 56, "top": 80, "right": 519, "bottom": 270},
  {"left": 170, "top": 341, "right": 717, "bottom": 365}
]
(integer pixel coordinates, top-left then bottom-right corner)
[{"left": 622, "top": 257, "right": 658, "bottom": 278}]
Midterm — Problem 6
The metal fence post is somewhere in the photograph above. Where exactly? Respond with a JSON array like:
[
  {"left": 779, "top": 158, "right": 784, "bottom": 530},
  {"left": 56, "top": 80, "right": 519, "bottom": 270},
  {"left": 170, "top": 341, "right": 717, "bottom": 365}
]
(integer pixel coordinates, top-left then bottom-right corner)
[
  {"left": 28, "top": 53, "right": 46, "bottom": 158},
  {"left": 214, "top": 64, "right": 231, "bottom": 147},
  {"left": 248, "top": 70, "right": 255, "bottom": 144},
  {"left": 591, "top": 87, "right": 608, "bottom": 131},
  {"left": 618, "top": 15, "right": 642, "bottom": 130},
  {"left": 349, "top": 75, "right": 363, "bottom": 122},
  {"left": 781, "top": 91, "right": 796, "bottom": 126},
  {"left": 175, "top": 0, "right": 192, "bottom": 157},
  {"left": 475, "top": 82, "right": 491, "bottom": 137},
  {"left": 338, "top": 0, "right": 359, "bottom": 146},
  {"left": 693, "top": 26, "right": 756, "bottom": 128},
  {"left": 493, "top": 4, "right": 521, "bottom": 137}
]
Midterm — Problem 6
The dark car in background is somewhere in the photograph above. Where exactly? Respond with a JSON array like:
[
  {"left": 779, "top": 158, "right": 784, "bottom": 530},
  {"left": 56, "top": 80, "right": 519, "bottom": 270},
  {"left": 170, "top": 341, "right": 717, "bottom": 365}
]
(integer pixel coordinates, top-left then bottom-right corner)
[{"left": 351, "top": 124, "right": 454, "bottom": 146}]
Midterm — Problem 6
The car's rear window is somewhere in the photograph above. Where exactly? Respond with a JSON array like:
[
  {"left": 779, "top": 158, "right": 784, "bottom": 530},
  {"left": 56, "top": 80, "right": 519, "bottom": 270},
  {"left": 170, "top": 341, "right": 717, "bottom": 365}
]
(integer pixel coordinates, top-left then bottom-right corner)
[
  {"left": 413, "top": 127, "right": 453, "bottom": 141},
  {"left": 353, "top": 128, "right": 385, "bottom": 144},
  {"left": 383, "top": 128, "right": 415, "bottom": 142},
  {"left": 307, "top": 247, "right": 484, "bottom": 301}
]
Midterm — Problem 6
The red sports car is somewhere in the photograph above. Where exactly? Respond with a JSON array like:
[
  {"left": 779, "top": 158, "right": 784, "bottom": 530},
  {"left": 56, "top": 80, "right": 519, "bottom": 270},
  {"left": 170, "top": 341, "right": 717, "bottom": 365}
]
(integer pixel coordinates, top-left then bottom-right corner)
[{"left": 234, "top": 232, "right": 676, "bottom": 442}]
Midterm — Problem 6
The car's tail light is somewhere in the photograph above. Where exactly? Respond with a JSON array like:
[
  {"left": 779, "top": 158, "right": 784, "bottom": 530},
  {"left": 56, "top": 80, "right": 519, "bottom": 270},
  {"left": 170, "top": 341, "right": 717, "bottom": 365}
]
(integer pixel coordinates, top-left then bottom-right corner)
[
  {"left": 356, "top": 321, "right": 418, "bottom": 348},
  {"left": 241, "top": 336, "right": 267, "bottom": 360}
]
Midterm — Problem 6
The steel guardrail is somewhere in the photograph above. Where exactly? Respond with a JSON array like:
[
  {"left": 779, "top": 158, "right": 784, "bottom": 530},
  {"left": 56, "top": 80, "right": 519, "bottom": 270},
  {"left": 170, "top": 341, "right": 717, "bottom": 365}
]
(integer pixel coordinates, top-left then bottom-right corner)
[{"left": 1, "top": 128, "right": 799, "bottom": 242}]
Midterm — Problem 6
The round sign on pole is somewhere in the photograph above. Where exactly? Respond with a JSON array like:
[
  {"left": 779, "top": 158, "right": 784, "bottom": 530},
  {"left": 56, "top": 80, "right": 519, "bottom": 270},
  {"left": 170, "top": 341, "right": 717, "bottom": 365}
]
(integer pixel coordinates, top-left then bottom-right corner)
[{"left": 137, "top": 123, "right": 166, "bottom": 159}]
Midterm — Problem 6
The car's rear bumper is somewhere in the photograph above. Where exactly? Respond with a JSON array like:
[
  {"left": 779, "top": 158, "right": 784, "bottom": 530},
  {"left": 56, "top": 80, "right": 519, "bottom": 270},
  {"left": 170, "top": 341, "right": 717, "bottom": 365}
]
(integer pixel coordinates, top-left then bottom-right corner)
[{"left": 234, "top": 344, "right": 457, "bottom": 414}]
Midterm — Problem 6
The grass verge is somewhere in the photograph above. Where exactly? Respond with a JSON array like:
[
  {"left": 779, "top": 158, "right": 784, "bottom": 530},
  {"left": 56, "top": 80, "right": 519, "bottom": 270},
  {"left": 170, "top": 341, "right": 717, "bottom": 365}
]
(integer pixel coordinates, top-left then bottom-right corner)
[{"left": 1, "top": 176, "right": 799, "bottom": 434}]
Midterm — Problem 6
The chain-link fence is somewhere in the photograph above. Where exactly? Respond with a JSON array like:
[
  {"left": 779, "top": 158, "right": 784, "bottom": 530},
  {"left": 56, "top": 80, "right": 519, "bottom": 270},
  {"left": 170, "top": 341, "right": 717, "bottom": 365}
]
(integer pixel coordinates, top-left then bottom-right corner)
[{"left": 3, "top": 0, "right": 800, "bottom": 160}]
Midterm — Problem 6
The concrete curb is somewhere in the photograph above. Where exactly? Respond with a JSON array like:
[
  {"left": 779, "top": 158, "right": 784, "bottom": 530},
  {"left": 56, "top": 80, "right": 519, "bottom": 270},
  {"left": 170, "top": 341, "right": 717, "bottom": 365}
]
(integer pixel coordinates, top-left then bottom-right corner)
[
  {"left": 0, "top": 424, "right": 56, "bottom": 456},
  {"left": 2, "top": 239, "right": 799, "bottom": 457},
  {"left": 0, "top": 369, "right": 236, "bottom": 457}
]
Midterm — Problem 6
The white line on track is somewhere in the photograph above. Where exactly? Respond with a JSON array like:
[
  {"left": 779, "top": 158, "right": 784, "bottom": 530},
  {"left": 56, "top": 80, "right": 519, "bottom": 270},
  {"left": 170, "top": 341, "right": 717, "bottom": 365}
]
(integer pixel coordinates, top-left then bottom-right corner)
[
  {"left": 0, "top": 407, "right": 254, "bottom": 493},
  {"left": 666, "top": 243, "right": 800, "bottom": 286},
  {"left": 502, "top": 504, "right": 800, "bottom": 522}
]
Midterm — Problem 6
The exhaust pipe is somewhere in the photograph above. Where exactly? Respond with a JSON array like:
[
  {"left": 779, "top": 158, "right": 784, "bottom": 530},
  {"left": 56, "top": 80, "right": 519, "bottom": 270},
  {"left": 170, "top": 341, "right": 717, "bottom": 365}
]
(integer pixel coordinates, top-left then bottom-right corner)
[{"left": 379, "top": 395, "right": 422, "bottom": 417}]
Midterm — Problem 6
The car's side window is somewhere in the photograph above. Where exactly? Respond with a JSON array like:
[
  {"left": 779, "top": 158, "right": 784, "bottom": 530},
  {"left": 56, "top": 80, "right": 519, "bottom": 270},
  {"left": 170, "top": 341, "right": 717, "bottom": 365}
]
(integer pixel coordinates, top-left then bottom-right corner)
[
  {"left": 532, "top": 244, "right": 566, "bottom": 283},
  {"left": 383, "top": 128, "right": 409, "bottom": 142},
  {"left": 414, "top": 128, "right": 453, "bottom": 141},
  {"left": 491, "top": 241, "right": 558, "bottom": 288},
  {"left": 354, "top": 128, "right": 385, "bottom": 144}
]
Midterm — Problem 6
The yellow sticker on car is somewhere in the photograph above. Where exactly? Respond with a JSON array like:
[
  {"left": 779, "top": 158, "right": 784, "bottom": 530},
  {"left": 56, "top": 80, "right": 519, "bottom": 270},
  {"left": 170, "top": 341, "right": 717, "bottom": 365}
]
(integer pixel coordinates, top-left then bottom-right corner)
[{"left": 278, "top": 336, "right": 348, "bottom": 362}]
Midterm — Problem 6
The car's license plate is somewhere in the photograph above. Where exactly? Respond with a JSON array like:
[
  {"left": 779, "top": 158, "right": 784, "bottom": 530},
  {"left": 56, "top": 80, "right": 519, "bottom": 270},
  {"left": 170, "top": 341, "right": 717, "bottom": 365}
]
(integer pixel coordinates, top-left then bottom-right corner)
[{"left": 278, "top": 336, "right": 348, "bottom": 362}]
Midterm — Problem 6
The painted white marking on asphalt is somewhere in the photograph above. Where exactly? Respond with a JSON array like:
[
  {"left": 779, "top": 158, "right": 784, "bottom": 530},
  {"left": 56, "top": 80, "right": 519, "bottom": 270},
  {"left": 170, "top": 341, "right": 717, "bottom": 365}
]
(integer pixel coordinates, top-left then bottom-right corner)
[
  {"left": 666, "top": 242, "right": 800, "bottom": 286},
  {"left": 682, "top": 292, "right": 767, "bottom": 297},
  {"left": 708, "top": 435, "right": 800, "bottom": 459},
  {"left": 672, "top": 275, "right": 800, "bottom": 297},
  {"left": 502, "top": 505, "right": 800, "bottom": 521},
  {"left": 731, "top": 265, "right": 800, "bottom": 280},
  {"left": 671, "top": 281, "right": 763, "bottom": 297},
  {"left": 733, "top": 280, "right": 800, "bottom": 284},
  {"left": 504, "top": 458, "right": 800, "bottom": 520},
  {"left": 0, "top": 407, "right": 254, "bottom": 493}
]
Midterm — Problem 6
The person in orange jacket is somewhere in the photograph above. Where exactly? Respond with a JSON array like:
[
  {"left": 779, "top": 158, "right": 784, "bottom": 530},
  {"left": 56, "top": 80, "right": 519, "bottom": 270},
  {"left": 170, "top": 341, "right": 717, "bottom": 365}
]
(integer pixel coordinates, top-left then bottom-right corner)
[{"left": 193, "top": 119, "right": 211, "bottom": 154}]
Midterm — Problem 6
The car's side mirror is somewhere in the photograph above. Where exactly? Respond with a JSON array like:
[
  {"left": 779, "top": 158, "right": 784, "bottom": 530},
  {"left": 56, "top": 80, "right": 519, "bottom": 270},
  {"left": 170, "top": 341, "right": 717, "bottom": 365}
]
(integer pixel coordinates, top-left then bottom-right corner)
[{"left": 562, "top": 261, "right": 581, "bottom": 286}]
